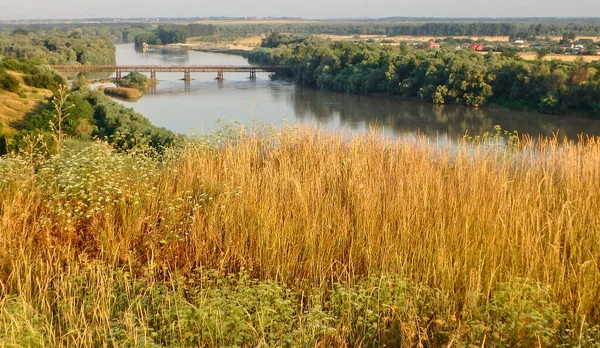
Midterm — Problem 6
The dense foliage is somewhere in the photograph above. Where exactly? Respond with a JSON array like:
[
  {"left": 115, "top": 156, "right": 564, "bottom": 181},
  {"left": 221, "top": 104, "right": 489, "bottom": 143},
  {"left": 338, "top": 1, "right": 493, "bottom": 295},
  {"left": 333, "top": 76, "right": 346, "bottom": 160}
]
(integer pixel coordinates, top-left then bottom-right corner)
[
  {"left": 7, "top": 87, "right": 176, "bottom": 152},
  {"left": 0, "top": 28, "right": 117, "bottom": 65},
  {"left": 134, "top": 25, "right": 189, "bottom": 47},
  {"left": 249, "top": 35, "right": 600, "bottom": 115},
  {"left": 117, "top": 71, "right": 153, "bottom": 89},
  {"left": 133, "top": 24, "right": 217, "bottom": 47},
  {"left": 1, "top": 58, "right": 67, "bottom": 92}
]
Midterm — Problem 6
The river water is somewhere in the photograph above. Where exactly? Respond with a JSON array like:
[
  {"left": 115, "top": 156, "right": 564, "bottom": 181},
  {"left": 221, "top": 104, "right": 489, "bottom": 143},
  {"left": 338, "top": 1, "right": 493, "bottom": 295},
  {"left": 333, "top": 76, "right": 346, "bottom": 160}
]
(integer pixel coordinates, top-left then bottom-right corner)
[{"left": 111, "top": 44, "right": 600, "bottom": 139}]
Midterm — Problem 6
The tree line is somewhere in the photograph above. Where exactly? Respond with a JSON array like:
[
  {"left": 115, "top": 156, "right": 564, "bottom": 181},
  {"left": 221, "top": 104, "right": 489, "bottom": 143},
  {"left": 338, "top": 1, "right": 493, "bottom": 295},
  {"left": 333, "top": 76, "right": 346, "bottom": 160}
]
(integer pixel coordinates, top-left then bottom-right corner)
[
  {"left": 248, "top": 34, "right": 600, "bottom": 115},
  {"left": 0, "top": 28, "right": 117, "bottom": 65},
  {"left": 133, "top": 24, "right": 216, "bottom": 47},
  {"left": 210, "top": 21, "right": 600, "bottom": 39}
]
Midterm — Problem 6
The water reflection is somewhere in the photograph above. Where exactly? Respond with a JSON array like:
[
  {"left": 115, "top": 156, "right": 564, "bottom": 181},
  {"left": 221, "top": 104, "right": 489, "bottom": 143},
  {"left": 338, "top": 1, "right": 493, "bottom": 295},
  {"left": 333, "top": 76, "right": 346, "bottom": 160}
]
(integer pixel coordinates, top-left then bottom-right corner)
[{"left": 290, "top": 88, "right": 600, "bottom": 139}]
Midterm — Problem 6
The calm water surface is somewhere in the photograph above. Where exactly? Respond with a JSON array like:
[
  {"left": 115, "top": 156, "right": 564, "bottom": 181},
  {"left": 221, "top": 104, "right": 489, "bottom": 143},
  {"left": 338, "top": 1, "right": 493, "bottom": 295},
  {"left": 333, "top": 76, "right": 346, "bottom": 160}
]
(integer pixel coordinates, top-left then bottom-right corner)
[{"left": 111, "top": 44, "right": 600, "bottom": 139}]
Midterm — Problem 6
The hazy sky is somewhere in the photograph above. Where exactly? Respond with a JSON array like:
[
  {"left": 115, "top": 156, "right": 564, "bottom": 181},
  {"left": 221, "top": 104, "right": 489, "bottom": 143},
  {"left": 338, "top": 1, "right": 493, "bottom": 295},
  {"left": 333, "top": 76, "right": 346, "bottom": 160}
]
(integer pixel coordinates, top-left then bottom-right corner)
[{"left": 1, "top": 0, "right": 599, "bottom": 21}]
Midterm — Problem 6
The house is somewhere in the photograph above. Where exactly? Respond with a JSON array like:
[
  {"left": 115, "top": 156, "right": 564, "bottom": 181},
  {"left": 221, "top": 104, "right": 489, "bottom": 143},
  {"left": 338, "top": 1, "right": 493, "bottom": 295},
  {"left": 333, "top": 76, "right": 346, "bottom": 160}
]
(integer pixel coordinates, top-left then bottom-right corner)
[
  {"left": 469, "top": 43, "right": 484, "bottom": 51},
  {"left": 427, "top": 40, "right": 440, "bottom": 49},
  {"left": 559, "top": 44, "right": 574, "bottom": 52}
]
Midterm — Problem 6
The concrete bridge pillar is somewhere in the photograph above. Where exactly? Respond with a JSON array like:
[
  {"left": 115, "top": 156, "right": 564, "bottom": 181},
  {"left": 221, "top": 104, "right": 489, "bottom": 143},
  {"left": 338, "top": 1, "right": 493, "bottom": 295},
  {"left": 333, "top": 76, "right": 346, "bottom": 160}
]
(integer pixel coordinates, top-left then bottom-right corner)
[
  {"left": 216, "top": 70, "right": 224, "bottom": 80},
  {"left": 249, "top": 70, "right": 256, "bottom": 80},
  {"left": 150, "top": 70, "right": 157, "bottom": 81},
  {"left": 183, "top": 70, "right": 191, "bottom": 81},
  {"left": 115, "top": 69, "right": 122, "bottom": 80}
]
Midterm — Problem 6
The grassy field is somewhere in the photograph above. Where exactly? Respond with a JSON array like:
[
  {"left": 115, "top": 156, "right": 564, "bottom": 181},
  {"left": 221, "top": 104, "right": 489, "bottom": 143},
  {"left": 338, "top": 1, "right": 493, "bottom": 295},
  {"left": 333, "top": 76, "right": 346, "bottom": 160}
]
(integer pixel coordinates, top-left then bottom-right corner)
[
  {"left": 1, "top": 125, "right": 600, "bottom": 346},
  {"left": 519, "top": 52, "right": 600, "bottom": 62},
  {"left": 0, "top": 72, "right": 51, "bottom": 135},
  {"left": 187, "top": 36, "right": 263, "bottom": 51}
]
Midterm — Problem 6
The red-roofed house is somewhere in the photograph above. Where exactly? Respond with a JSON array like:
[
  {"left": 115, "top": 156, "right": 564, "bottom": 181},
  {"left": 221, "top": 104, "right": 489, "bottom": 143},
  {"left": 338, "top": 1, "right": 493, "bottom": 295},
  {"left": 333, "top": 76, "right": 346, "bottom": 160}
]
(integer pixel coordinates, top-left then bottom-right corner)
[
  {"left": 470, "top": 43, "right": 484, "bottom": 51},
  {"left": 428, "top": 40, "right": 441, "bottom": 49}
]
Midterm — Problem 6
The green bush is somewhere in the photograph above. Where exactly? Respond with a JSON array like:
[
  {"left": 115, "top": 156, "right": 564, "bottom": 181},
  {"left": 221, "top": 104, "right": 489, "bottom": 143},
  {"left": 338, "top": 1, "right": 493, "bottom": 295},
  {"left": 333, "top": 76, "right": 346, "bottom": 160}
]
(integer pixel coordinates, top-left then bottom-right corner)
[
  {"left": 0, "top": 70, "right": 20, "bottom": 93},
  {"left": 467, "top": 278, "right": 566, "bottom": 346},
  {"left": 117, "top": 72, "right": 152, "bottom": 89},
  {"left": 1, "top": 58, "right": 37, "bottom": 74},
  {"left": 23, "top": 70, "right": 66, "bottom": 91},
  {"left": 539, "top": 91, "right": 562, "bottom": 114},
  {"left": 89, "top": 91, "right": 177, "bottom": 150}
]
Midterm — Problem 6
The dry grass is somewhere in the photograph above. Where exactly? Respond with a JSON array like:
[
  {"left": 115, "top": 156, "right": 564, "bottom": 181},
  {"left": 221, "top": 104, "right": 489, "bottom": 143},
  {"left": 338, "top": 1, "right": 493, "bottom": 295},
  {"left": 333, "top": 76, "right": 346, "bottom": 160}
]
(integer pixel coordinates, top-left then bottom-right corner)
[
  {"left": 103, "top": 86, "right": 143, "bottom": 100},
  {"left": 1, "top": 126, "right": 600, "bottom": 344},
  {"left": 519, "top": 52, "right": 600, "bottom": 62},
  {"left": 186, "top": 36, "right": 263, "bottom": 51}
]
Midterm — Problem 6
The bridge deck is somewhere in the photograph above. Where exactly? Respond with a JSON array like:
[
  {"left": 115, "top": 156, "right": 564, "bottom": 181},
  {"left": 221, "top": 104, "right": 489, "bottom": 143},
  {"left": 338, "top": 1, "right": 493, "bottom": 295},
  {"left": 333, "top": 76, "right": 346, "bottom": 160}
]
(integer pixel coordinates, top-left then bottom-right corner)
[{"left": 51, "top": 65, "right": 287, "bottom": 73}]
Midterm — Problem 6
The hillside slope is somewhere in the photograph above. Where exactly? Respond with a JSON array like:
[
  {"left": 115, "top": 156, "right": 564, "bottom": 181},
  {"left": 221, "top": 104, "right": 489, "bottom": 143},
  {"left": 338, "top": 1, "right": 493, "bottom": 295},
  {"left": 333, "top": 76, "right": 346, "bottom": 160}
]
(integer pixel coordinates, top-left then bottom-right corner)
[{"left": 0, "top": 71, "right": 52, "bottom": 136}]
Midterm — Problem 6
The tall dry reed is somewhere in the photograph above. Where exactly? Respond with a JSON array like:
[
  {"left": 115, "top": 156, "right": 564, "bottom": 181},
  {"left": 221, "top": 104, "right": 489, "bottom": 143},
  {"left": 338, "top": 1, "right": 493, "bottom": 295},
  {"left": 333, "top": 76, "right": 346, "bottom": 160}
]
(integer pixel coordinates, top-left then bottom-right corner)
[{"left": 1, "top": 126, "right": 600, "bottom": 345}]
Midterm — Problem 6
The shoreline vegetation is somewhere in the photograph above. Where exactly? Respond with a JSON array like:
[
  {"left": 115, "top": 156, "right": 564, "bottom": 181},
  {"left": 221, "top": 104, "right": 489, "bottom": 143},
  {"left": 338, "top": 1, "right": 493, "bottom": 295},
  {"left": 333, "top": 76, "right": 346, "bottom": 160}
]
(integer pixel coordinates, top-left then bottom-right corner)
[
  {"left": 247, "top": 33, "right": 600, "bottom": 116},
  {"left": 1, "top": 124, "right": 600, "bottom": 345},
  {"left": 102, "top": 86, "right": 143, "bottom": 100}
]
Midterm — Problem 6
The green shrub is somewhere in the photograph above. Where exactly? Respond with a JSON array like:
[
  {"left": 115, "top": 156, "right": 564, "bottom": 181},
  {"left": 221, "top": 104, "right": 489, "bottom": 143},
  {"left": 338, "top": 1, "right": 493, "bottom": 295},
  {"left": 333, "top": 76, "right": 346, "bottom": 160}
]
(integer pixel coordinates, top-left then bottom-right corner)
[
  {"left": 467, "top": 278, "right": 566, "bottom": 346},
  {"left": 0, "top": 296, "right": 48, "bottom": 347},
  {"left": 118, "top": 72, "right": 152, "bottom": 89},
  {"left": 539, "top": 91, "right": 562, "bottom": 114},
  {"left": 0, "top": 70, "right": 20, "bottom": 92},
  {"left": 23, "top": 70, "right": 66, "bottom": 91},
  {"left": 1, "top": 58, "right": 37, "bottom": 74}
]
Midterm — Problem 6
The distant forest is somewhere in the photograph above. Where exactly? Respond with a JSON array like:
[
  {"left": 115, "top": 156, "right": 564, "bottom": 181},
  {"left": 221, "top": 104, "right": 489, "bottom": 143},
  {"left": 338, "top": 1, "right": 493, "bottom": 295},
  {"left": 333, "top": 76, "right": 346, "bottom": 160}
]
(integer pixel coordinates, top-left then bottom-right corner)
[
  {"left": 214, "top": 22, "right": 600, "bottom": 39},
  {"left": 5, "top": 19, "right": 600, "bottom": 45},
  {"left": 0, "top": 28, "right": 119, "bottom": 65}
]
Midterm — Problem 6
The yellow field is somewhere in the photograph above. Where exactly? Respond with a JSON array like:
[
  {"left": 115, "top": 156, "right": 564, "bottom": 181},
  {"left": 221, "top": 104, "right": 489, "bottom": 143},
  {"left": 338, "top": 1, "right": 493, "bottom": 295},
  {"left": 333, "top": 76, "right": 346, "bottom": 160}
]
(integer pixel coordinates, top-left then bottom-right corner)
[
  {"left": 186, "top": 36, "right": 263, "bottom": 51},
  {"left": 520, "top": 52, "right": 600, "bottom": 62}
]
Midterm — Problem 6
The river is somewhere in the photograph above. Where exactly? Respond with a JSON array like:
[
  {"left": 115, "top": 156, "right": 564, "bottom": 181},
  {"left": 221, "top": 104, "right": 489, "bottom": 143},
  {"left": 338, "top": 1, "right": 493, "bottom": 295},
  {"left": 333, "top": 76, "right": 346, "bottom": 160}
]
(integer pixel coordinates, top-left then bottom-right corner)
[{"left": 110, "top": 44, "right": 600, "bottom": 139}]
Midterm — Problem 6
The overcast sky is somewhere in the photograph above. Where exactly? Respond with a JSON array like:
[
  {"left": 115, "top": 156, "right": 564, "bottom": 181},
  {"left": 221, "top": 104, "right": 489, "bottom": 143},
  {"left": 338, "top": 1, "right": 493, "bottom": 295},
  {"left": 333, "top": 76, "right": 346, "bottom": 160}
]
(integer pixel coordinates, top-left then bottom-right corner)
[{"left": 1, "top": 0, "right": 599, "bottom": 21}]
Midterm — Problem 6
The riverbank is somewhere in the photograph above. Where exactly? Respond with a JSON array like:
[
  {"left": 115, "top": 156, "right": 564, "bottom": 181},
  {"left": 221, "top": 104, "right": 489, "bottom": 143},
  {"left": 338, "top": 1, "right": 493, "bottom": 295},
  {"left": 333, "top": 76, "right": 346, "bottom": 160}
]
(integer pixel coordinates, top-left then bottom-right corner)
[
  {"left": 247, "top": 35, "right": 600, "bottom": 117},
  {"left": 191, "top": 47, "right": 250, "bottom": 56}
]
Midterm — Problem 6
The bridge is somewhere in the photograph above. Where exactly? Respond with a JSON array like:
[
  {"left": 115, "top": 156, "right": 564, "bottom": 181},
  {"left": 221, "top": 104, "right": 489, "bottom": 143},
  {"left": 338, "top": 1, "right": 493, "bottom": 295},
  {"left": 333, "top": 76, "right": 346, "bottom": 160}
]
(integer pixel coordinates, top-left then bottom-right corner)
[{"left": 50, "top": 65, "right": 289, "bottom": 81}]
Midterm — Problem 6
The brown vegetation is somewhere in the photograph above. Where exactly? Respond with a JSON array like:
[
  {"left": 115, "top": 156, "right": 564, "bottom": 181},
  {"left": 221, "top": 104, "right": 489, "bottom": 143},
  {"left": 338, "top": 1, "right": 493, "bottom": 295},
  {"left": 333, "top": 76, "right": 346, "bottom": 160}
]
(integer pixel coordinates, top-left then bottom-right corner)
[{"left": 103, "top": 86, "right": 143, "bottom": 100}]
